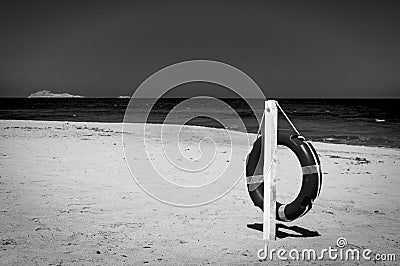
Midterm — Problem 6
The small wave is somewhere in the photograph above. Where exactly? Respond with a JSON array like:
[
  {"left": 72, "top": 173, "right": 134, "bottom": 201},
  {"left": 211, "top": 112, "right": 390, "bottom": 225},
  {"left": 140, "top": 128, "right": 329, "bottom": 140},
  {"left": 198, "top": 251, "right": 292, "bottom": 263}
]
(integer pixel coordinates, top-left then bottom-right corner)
[{"left": 321, "top": 135, "right": 363, "bottom": 142}]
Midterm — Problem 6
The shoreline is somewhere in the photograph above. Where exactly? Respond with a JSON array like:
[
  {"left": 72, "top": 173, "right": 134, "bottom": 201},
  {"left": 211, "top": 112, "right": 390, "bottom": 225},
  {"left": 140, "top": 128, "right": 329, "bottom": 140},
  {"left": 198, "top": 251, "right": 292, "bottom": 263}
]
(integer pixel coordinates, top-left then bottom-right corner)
[{"left": 2, "top": 119, "right": 400, "bottom": 152}]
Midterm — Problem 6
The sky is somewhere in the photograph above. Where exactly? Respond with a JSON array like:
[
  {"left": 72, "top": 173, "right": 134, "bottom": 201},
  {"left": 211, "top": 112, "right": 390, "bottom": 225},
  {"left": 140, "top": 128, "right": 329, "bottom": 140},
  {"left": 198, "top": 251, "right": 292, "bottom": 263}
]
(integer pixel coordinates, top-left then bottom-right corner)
[{"left": 0, "top": 0, "right": 399, "bottom": 98}]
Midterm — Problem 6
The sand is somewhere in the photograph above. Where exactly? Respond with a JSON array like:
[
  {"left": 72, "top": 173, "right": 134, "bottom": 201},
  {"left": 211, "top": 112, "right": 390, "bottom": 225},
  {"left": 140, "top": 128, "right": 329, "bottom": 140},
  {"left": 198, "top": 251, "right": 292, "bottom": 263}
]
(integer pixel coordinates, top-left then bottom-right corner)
[{"left": 0, "top": 120, "right": 399, "bottom": 265}]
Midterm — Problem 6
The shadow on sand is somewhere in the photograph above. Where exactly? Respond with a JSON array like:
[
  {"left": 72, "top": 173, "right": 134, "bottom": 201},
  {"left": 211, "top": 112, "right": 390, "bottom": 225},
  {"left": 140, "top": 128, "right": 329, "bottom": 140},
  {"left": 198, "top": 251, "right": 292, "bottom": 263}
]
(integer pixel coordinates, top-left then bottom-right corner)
[{"left": 247, "top": 223, "right": 321, "bottom": 239}]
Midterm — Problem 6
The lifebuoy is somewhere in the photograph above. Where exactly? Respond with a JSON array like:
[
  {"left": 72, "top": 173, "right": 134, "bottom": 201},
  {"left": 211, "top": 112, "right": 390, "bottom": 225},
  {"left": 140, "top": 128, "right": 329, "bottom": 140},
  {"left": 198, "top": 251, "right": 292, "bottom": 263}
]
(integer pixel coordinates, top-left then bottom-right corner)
[{"left": 245, "top": 130, "right": 322, "bottom": 222}]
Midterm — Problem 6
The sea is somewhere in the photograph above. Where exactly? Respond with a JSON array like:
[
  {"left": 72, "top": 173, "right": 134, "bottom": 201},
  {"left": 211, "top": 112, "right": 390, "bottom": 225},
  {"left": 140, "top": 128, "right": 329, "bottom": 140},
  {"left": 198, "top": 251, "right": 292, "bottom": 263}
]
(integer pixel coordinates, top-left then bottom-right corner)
[{"left": 1, "top": 98, "right": 399, "bottom": 149}]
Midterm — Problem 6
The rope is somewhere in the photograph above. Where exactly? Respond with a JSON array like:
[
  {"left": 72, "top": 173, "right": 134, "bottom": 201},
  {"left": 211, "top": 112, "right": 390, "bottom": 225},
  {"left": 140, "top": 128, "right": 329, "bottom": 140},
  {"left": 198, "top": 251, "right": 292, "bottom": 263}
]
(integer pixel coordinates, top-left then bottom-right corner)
[
  {"left": 275, "top": 101, "right": 301, "bottom": 136},
  {"left": 255, "top": 100, "right": 301, "bottom": 137},
  {"left": 256, "top": 111, "right": 265, "bottom": 137},
  {"left": 249, "top": 100, "right": 301, "bottom": 186}
]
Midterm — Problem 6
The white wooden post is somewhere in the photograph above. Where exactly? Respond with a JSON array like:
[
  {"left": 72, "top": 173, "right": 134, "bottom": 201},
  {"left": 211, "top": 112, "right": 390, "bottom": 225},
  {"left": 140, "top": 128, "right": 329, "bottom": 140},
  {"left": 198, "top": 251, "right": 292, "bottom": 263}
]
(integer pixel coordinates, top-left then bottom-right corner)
[{"left": 263, "top": 100, "right": 277, "bottom": 241}]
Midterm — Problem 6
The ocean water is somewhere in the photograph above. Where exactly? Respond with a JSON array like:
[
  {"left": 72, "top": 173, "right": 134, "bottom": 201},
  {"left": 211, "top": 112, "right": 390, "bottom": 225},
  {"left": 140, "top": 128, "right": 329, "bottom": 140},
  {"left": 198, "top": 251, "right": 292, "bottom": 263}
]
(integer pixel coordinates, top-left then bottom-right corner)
[{"left": 0, "top": 98, "right": 399, "bottom": 149}]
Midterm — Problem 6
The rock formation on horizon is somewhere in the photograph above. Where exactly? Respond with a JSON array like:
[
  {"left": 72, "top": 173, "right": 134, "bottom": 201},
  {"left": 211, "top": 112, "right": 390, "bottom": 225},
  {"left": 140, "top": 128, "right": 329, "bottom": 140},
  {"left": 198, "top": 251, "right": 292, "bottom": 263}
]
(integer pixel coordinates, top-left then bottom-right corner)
[{"left": 28, "top": 90, "right": 83, "bottom": 98}]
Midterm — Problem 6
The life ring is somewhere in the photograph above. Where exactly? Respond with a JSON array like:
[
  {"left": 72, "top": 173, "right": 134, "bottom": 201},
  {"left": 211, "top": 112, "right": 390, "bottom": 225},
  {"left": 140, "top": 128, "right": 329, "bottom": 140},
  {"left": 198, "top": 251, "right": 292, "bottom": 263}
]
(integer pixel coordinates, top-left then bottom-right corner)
[{"left": 245, "top": 130, "right": 322, "bottom": 222}]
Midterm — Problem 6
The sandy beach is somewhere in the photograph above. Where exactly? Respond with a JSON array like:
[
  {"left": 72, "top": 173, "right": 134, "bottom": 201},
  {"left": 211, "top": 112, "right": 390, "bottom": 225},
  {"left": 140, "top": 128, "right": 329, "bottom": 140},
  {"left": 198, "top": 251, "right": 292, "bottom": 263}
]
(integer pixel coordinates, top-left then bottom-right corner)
[{"left": 0, "top": 120, "right": 399, "bottom": 265}]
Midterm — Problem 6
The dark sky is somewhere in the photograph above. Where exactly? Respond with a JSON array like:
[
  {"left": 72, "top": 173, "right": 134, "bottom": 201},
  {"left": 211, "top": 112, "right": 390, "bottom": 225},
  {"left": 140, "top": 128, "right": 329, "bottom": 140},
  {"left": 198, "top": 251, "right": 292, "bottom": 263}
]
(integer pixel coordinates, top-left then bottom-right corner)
[{"left": 1, "top": 0, "right": 400, "bottom": 98}]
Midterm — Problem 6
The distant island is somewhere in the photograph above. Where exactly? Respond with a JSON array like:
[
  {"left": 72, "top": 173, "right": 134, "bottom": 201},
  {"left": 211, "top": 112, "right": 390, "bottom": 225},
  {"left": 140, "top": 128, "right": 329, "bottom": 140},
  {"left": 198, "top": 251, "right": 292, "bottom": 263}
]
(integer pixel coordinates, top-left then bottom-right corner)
[{"left": 28, "top": 90, "right": 83, "bottom": 98}]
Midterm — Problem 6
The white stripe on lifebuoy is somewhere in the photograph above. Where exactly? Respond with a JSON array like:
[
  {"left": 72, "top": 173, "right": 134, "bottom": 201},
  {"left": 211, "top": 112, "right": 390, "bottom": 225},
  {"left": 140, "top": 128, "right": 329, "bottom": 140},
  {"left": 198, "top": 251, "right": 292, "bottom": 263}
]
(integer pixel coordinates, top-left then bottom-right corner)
[
  {"left": 246, "top": 174, "right": 264, "bottom": 185},
  {"left": 278, "top": 204, "right": 290, "bottom": 222},
  {"left": 301, "top": 165, "right": 320, "bottom": 175},
  {"left": 305, "top": 141, "right": 322, "bottom": 196}
]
